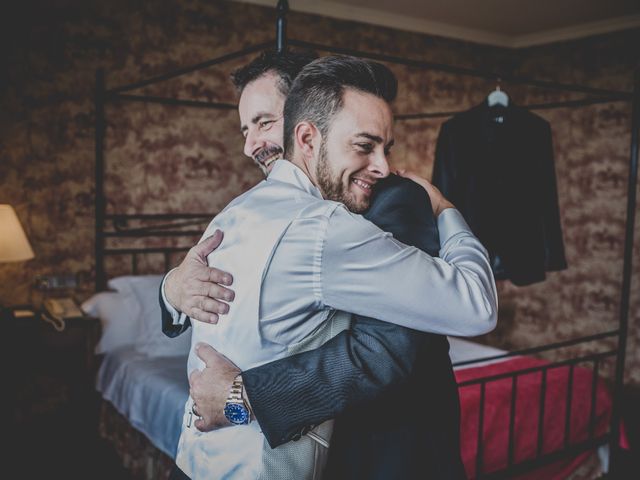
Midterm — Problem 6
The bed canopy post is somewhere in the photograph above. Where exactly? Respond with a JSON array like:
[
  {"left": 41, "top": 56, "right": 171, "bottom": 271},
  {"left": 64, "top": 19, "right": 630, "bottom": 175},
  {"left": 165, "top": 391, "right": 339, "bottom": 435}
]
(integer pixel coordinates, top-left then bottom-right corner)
[
  {"left": 95, "top": 68, "right": 107, "bottom": 292},
  {"left": 276, "top": 0, "right": 288, "bottom": 53},
  {"left": 609, "top": 66, "right": 639, "bottom": 477}
]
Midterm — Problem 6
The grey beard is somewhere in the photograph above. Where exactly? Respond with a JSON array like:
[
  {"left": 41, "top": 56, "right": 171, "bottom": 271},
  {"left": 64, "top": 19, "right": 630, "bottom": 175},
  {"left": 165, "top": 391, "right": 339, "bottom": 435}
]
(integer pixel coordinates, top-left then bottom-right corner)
[{"left": 254, "top": 145, "right": 283, "bottom": 165}]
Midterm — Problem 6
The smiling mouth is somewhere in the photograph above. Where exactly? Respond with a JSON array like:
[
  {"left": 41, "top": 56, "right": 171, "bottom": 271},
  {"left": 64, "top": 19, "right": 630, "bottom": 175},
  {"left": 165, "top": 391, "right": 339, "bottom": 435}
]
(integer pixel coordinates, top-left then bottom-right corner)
[
  {"left": 351, "top": 177, "right": 374, "bottom": 194},
  {"left": 254, "top": 147, "right": 283, "bottom": 169},
  {"left": 263, "top": 154, "right": 281, "bottom": 169}
]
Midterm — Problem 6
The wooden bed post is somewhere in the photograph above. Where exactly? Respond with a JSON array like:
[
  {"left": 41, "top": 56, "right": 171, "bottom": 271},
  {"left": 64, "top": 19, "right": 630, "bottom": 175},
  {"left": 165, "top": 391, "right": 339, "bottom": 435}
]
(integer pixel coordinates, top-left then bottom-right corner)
[
  {"left": 276, "top": 0, "right": 288, "bottom": 53},
  {"left": 609, "top": 66, "right": 639, "bottom": 477},
  {"left": 95, "top": 69, "right": 106, "bottom": 292}
]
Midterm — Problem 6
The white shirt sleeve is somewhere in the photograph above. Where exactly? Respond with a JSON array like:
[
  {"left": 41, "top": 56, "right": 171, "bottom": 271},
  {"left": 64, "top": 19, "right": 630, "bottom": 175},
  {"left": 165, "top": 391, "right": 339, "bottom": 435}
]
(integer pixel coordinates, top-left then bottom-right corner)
[
  {"left": 161, "top": 269, "right": 188, "bottom": 326},
  {"left": 321, "top": 207, "right": 498, "bottom": 336}
]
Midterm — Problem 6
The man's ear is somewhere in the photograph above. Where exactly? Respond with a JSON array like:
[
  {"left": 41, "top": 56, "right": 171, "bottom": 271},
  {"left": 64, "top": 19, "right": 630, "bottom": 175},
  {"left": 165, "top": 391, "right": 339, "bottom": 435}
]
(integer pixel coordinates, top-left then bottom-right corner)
[{"left": 294, "top": 121, "right": 320, "bottom": 160}]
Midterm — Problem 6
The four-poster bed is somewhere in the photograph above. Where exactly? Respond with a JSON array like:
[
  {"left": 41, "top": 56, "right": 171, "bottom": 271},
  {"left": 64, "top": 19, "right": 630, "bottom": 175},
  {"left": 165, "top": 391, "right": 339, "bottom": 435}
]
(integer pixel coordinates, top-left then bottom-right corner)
[{"left": 89, "top": 1, "right": 638, "bottom": 478}]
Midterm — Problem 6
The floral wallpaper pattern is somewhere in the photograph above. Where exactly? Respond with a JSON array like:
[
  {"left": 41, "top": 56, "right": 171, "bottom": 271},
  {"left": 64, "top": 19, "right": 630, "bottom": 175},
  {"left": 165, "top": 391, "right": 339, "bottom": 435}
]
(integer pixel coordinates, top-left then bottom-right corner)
[{"left": 1, "top": 0, "right": 638, "bottom": 384}]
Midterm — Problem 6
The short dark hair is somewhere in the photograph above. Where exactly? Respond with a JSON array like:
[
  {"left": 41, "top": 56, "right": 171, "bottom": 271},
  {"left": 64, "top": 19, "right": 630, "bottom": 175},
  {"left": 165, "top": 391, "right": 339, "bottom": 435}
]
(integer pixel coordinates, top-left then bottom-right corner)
[
  {"left": 283, "top": 55, "right": 397, "bottom": 156},
  {"left": 230, "top": 49, "right": 319, "bottom": 96}
]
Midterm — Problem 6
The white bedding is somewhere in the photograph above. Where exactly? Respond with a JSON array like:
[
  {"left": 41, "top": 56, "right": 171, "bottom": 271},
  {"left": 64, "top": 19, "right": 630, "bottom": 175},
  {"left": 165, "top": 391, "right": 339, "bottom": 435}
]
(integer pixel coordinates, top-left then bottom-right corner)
[
  {"left": 95, "top": 325, "right": 607, "bottom": 478},
  {"left": 447, "top": 336, "right": 510, "bottom": 369},
  {"left": 95, "top": 347, "right": 189, "bottom": 458},
  {"left": 95, "top": 336, "right": 505, "bottom": 460}
]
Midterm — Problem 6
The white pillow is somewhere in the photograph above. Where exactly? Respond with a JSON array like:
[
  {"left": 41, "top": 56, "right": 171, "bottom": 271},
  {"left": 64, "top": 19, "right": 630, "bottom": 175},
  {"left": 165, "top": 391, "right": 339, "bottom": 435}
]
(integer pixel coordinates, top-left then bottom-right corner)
[
  {"left": 81, "top": 291, "right": 141, "bottom": 354},
  {"left": 108, "top": 274, "right": 192, "bottom": 358}
]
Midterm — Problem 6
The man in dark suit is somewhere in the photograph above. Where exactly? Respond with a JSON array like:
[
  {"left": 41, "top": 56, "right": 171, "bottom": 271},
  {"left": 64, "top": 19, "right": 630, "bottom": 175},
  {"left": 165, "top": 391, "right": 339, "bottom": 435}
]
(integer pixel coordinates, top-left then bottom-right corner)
[{"left": 162, "top": 50, "right": 484, "bottom": 479}]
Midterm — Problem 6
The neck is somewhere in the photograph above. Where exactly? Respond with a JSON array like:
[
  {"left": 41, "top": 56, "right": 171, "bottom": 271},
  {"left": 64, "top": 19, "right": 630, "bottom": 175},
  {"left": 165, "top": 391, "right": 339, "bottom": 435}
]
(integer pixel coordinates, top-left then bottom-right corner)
[{"left": 290, "top": 155, "right": 317, "bottom": 191}]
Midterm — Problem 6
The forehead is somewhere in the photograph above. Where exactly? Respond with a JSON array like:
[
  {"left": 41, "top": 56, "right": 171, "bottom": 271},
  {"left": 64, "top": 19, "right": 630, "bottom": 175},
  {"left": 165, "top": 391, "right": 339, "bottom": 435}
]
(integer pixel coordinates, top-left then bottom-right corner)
[
  {"left": 328, "top": 88, "right": 393, "bottom": 140},
  {"left": 238, "top": 72, "right": 285, "bottom": 125}
]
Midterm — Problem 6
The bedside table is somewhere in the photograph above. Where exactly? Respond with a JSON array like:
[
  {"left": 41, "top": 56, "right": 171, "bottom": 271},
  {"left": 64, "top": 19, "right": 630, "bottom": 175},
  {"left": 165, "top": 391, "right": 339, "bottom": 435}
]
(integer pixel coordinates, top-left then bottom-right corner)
[
  {"left": 7, "top": 310, "right": 101, "bottom": 432},
  {"left": 5, "top": 309, "right": 107, "bottom": 476}
]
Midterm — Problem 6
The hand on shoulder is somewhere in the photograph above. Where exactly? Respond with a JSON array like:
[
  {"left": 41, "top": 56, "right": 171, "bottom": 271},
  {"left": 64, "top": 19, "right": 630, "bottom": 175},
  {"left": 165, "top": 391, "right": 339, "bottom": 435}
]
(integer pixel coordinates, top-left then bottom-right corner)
[{"left": 395, "top": 169, "right": 454, "bottom": 216}]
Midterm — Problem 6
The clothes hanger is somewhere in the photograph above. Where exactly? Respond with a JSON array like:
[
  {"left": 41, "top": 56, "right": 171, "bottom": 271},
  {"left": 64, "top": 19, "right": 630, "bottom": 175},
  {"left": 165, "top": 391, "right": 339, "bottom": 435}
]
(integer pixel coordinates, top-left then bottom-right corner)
[{"left": 487, "top": 78, "right": 509, "bottom": 107}]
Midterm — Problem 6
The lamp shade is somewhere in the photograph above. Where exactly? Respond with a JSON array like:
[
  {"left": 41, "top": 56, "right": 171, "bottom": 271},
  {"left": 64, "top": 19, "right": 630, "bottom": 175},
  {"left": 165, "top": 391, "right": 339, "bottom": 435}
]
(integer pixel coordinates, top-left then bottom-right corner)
[{"left": 0, "top": 204, "right": 35, "bottom": 262}]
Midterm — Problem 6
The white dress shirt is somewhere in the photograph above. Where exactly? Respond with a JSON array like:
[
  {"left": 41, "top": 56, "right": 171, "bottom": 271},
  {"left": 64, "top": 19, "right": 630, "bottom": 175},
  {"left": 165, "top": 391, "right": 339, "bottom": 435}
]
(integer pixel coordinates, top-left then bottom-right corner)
[
  {"left": 172, "top": 160, "right": 498, "bottom": 479},
  {"left": 163, "top": 159, "right": 497, "bottom": 341}
]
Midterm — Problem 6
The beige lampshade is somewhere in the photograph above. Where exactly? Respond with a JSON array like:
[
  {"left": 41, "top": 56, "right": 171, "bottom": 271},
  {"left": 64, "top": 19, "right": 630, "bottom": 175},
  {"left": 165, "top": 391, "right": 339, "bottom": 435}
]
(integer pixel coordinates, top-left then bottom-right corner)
[{"left": 0, "top": 204, "right": 35, "bottom": 262}]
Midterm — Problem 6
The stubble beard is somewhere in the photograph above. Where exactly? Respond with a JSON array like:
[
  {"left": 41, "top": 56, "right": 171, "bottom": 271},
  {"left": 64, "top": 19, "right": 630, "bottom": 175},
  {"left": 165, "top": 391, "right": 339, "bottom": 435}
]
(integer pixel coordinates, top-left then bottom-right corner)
[{"left": 315, "top": 141, "right": 369, "bottom": 214}]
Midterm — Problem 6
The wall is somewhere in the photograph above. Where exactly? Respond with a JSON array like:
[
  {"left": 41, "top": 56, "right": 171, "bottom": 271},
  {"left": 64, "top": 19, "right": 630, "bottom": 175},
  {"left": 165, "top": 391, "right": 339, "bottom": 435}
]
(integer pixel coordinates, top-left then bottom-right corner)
[
  {"left": 482, "top": 33, "right": 639, "bottom": 384},
  {"left": 0, "top": 0, "right": 638, "bottom": 382}
]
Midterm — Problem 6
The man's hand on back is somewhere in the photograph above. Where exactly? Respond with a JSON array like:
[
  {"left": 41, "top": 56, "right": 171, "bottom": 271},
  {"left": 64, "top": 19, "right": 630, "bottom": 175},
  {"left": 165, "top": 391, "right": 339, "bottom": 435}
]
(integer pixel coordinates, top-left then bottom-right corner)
[
  {"left": 164, "top": 229, "right": 235, "bottom": 324},
  {"left": 190, "top": 343, "right": 244, "bottom": 431},
  {"left": 396, "top": 169, "right": 454, "bottom": 216}
]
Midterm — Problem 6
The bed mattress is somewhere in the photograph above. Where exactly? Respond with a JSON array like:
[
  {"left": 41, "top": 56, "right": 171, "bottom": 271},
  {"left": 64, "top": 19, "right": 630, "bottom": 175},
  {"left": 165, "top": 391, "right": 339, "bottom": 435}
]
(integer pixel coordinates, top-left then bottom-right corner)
[
  {"left": 95, "top": 338, "right": 612, "bottom": 479},
  {"left": 95, "top": 347, "right": 189, "bottom": 458}
]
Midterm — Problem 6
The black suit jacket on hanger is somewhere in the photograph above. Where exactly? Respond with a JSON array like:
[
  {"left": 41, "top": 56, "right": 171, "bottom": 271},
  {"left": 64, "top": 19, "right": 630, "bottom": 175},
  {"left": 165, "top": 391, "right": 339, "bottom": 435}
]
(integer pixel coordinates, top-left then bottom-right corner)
[{"left": 433, "top": 102, "right": 567, "bottom": 286}]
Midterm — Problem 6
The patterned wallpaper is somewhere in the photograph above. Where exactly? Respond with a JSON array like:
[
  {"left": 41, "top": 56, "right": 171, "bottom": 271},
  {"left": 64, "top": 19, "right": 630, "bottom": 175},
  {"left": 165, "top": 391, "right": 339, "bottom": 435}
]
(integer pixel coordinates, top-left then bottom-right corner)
[{"left": 0, "top": 0, "right": 638, "bottom": 383}]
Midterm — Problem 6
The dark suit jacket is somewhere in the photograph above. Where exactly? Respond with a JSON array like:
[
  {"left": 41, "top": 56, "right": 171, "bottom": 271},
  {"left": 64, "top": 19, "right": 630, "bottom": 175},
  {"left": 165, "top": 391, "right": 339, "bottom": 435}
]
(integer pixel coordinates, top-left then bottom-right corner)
[
  {"left": 160, "top": 174, "right": 465, "bottom": 480},
  {"left": 433, "top": 102, "right": 567, "bottom": 286}
]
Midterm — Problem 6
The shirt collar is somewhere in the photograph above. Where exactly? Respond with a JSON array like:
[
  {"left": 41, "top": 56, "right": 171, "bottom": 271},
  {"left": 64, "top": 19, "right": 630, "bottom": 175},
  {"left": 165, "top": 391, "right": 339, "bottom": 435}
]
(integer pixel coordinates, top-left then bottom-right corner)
[{"left": 267, "top": 160, "right": 324, "bottom": 200}]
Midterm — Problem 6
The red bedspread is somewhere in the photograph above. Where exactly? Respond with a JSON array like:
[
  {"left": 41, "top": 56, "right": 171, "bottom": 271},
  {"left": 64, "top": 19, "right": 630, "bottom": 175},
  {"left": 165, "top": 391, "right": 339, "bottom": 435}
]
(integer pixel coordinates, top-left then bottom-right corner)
[{"left": 455, "top": 356, "right": 614, "bottom": 479}]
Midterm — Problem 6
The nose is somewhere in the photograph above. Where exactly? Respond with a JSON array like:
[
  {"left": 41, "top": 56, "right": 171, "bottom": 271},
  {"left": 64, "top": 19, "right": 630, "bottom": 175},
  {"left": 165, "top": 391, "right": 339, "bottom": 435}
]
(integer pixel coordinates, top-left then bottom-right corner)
[
  {"left": 368, "top": 150, "right": 390, "bottom": 178},
  {"left": 243, "top": 127, "right": 263, "bottom": 159}
]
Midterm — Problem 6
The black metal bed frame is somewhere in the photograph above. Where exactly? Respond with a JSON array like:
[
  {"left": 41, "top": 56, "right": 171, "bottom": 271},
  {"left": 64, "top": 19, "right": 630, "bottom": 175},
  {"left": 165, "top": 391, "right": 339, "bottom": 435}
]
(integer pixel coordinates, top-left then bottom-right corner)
[{"left": 94, "top": 1, "right": 638, "bottom": 478}]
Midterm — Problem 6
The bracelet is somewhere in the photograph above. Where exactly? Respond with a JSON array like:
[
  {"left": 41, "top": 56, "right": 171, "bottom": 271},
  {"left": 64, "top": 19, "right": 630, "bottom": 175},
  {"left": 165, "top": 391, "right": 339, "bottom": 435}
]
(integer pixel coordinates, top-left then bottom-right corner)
[{"left": 238, "top": 374, "right": 255, "bottom": 420}]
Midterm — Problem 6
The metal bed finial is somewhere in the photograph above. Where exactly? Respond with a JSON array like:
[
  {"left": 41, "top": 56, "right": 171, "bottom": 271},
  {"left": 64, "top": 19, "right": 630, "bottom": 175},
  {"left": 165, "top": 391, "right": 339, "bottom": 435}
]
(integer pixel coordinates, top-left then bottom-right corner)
[{"left": 276, "top": 0, "right": 288, "bottom": 53}]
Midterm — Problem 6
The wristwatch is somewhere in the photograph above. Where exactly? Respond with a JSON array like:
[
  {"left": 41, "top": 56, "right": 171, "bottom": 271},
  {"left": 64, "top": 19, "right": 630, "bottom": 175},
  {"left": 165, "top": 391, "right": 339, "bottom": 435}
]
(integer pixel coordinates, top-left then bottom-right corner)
[{"left": 223, "top": 374, "right": 251, "bottom": 425}]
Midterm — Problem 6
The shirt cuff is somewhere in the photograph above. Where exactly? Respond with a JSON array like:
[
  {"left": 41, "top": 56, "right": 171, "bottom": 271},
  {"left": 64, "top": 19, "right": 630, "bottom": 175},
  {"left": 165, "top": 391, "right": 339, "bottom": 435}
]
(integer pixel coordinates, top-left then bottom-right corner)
[
  {"left": 161, "top": 268, "right": 188, "bottom": 326},
  {"left": 437, "top": 208, "right": 472, "bottom": 244}
]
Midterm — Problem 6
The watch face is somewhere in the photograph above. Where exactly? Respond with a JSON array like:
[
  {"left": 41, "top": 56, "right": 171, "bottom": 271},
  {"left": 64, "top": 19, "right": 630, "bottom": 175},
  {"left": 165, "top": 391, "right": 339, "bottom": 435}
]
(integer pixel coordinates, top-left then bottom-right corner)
[{"left": 224, "top": 402, "right": 249, "bottom": 425}]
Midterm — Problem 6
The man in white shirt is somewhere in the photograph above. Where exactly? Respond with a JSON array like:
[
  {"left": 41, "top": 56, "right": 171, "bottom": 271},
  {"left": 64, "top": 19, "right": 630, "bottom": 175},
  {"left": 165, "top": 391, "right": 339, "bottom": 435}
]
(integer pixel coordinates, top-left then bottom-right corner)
[{"left": 168, "top": 54, "right": 497, "bottom": 479}]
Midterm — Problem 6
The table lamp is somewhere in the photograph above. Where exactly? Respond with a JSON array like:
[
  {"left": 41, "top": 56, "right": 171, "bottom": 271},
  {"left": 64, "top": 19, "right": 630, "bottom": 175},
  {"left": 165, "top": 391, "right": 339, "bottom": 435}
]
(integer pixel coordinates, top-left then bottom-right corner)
[{"left": 0, "top": 204, "right": 35, "bottom": 318}]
